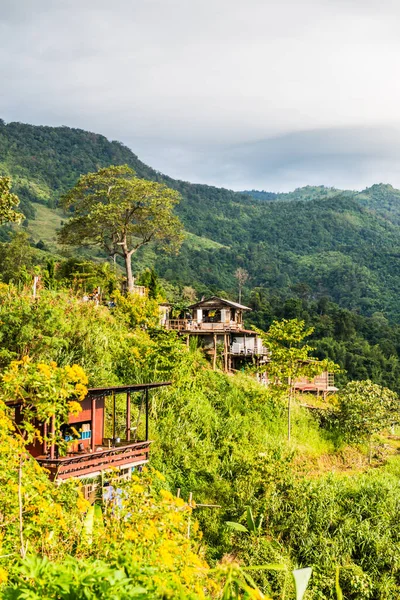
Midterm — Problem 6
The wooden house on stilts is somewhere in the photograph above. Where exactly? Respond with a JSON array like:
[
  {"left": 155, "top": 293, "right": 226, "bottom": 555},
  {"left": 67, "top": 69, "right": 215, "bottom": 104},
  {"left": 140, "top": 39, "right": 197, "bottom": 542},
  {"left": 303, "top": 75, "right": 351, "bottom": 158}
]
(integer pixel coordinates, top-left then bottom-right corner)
[
  {"left": 8, "top": 382, "right": 170, "bottom": 482},
  {"left": 166, "top": 295, "right": 337, "bottom": 397},
  {"left": 166, "top": 296, "right": 269, "bottom": 371}
]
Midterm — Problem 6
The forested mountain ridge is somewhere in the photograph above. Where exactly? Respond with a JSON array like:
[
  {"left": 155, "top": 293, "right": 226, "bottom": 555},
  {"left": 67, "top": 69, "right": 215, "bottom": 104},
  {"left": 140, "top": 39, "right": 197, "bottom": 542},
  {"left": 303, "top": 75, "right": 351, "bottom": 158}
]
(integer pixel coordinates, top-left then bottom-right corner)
[
  {"left": 244, "top": 182, "right": 400, "bottom": 227},
  {"left": 3, "top": 118, "right": 400, "bottom": 319}
]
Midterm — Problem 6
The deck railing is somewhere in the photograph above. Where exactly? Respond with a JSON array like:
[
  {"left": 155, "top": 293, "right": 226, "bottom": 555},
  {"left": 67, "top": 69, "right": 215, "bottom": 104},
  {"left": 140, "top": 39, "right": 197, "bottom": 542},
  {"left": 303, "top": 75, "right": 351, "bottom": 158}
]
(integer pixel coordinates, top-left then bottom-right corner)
[
  {"left": 166, "top": 320, "right": 243, "bottom": 332},
  {"left": 230, "top": 343, "right": 269, "bottom": 355},
  {"left": 36, "top": 440, "right": 151, "bottom": 481}
]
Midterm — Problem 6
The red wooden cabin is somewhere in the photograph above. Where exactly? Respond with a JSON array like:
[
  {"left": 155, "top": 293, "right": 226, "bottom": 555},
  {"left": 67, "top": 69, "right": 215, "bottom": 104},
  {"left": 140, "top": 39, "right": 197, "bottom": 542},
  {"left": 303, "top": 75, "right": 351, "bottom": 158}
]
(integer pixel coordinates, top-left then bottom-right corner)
[{"left": 9, "top": 382, "right": 170, "bottom": 481}]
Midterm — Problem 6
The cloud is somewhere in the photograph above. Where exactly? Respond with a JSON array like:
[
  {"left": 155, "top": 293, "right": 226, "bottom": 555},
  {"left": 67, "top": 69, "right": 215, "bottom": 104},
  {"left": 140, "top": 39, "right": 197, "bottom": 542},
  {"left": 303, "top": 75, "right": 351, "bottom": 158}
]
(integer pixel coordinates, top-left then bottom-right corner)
[{"left": 1, "top": 1, "right": 400, "bottom": 190}]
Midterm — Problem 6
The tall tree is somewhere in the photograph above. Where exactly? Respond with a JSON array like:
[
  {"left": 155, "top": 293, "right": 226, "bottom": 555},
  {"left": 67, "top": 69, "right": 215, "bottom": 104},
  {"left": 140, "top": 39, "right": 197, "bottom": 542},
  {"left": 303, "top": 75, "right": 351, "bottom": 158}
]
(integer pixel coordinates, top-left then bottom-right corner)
[
  {"left": 0, "top": 176, "right": 23, "bottom": 225},
  {"left": 234, "top": 267, "right": 249, "bottom": 304},
  {"left": 58, "top": 165, "right": 184, "bottom": 291},
  {"left": 338, "top": 380, "right": 399, "bottom": 462},
  {"left": 254, "top": 319, "right": 336, "bottom": 441}
]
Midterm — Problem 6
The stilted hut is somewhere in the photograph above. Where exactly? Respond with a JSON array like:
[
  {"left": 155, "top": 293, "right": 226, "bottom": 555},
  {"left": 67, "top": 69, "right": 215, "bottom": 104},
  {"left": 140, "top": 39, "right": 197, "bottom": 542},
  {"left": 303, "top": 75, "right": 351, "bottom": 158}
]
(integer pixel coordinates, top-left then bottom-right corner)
[{"left": 8, "top": 382, "right": 170, "bottom": 481}]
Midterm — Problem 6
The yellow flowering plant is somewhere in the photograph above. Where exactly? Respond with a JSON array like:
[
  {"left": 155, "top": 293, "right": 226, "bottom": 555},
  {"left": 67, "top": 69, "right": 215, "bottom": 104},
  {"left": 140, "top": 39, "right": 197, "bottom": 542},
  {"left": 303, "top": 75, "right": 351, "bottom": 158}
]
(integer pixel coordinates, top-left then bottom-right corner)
[
  {"left": 0, "top": 358, "right": 88, "bottom": 451},
  {"left": 80, "top": 468, "right": 212, "bottom": 598},
  {"left": 0, "top": 399, "right": 88, "bottom": 575}
]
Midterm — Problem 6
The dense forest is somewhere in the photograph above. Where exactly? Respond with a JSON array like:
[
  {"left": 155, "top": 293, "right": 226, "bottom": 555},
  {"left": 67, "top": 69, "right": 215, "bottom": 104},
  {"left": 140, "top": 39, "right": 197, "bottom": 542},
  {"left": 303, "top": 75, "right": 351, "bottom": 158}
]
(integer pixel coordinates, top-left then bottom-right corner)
[
  {"left": 3, "top": 119, "right": 400, "bottom": 320},
  {"left": 3, "top": 119, "right": 400, "bottom": 392}
]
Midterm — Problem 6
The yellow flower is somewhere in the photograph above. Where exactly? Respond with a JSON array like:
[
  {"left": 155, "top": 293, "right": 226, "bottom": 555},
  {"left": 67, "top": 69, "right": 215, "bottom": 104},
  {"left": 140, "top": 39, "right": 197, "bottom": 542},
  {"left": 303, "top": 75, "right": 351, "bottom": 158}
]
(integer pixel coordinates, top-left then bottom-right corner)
[
  {"left": 76, "top": 496, "right": 90, "bottom": 513},
  {"left": 131, "top": 484, "right": 145, "bottom": 494},
  {"left": 37, "top": 363, "right": 52, "bottom": 379},
  {"left": 68, "top": 400, "right": 82, "bottom": 415},
  {"left": 154, "top": 470, "right": 166, "bottom": 481},
  {"left": 0, "top": 567, "right": 8, "bottom": 584},
  {"left": 160, "top": 489, "right": 174, "bottom": 501},
  {"left": 74, "top": 383, "right": 88, "bottom": 401}
]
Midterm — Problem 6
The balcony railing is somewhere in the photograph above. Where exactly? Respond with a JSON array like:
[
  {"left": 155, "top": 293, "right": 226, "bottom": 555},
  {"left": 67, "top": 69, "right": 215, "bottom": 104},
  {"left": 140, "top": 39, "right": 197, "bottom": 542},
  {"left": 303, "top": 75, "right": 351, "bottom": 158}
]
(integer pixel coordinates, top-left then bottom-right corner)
[
  {"left": 166, "top": 320, "right": 243, "bottom": 332},
  {"left": 36, "top": 440, "right": 151, "bottom": 481},
  {"left": 230, "top": 343, "right": 269, "bottom": 356}
]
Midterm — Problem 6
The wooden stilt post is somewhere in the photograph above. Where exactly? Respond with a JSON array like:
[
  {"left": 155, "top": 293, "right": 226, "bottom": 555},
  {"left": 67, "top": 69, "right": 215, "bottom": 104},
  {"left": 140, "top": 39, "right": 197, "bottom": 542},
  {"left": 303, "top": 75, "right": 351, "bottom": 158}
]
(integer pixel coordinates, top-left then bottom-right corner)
[
  {"left": 91, "top": 396, "right": 96, "bottom": 452},
  {"left": 43, "top": 421, "right": 48, "bottom": 455},
  {"left": 213, "top": 334, "right": 217, "bottom": 370},
  {"left": 49, "top": 415, "right": 55, "bottom": 460},
  {"left": 126, "top": 391, "right": 131, "bottom": 441},
  {"left": 187, "top": 492, "right": 193, "bottom": 538},
  {"left": 112, "top": 392, "right": 116, "bottom": 443},
  {"left": 145, "top": 388, "right": 149, "bottom": 441}
]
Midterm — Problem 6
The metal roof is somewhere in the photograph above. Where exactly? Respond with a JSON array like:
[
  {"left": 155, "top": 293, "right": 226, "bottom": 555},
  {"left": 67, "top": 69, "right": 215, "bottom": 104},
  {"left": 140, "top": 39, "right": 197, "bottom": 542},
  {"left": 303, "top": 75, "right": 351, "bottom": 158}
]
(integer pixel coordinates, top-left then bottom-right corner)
[
  {"left": 86, "top": 382, "right": 171, "bottom": 398},
  {"left": 188, "top": 296, "right": 252, "bottom": 311},
  {"left": 5, "top": 382, "right": 171, "bottom": 406}
]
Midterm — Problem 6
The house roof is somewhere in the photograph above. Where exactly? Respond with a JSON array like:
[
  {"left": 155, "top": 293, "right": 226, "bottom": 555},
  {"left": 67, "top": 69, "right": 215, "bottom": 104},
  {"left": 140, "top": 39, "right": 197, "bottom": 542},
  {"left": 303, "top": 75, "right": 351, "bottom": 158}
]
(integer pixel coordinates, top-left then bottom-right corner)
[
  {"left": 188, "top": 296, "right": 252, "bottom": 311},
  {"left": 86, "top": 381, "right": 171, "bottom": 398},
  {"left": 5, "top": 382, "right": 171, "bottom": 406}
]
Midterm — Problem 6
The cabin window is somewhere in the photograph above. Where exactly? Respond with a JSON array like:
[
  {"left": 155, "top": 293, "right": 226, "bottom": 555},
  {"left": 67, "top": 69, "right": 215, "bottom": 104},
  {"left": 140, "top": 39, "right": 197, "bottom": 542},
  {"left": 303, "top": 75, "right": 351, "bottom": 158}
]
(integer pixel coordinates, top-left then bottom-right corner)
[{"left": 203, "top": 309, "right": 221, "bottom": 323}]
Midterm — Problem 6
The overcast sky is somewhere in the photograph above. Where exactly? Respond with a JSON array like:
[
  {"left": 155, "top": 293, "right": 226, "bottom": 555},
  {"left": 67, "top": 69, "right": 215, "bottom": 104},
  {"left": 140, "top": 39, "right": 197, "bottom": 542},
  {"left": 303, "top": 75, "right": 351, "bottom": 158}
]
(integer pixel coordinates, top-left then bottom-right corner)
[{"left": 2, "top": 0, "right": 400, "bottom": 191}]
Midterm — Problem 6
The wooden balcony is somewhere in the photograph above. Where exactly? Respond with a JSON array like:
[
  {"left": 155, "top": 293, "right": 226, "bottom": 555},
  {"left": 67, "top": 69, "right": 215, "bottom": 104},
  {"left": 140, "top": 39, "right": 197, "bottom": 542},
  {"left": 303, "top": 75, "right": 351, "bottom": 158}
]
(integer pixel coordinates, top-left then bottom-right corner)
[
  {"left": 166, "top": 319, "right": 243, "bottom": 332},
  {"left": 36, "top": 440, "right": 151, "bottom": 481},
  {"left": 230, "top": 343, "right": 269, "bottom": 356}
]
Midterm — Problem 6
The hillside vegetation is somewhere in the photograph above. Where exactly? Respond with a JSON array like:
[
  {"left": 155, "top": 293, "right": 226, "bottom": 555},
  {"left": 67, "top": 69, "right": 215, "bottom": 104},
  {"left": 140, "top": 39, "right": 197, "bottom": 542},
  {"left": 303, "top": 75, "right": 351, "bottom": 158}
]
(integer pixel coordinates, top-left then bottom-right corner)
[
  {"left": 3, "top": 119, "right": 400, "bottom": 320},
  {"left": 1, "top": 285, "right": 400, "bottom": 598}
]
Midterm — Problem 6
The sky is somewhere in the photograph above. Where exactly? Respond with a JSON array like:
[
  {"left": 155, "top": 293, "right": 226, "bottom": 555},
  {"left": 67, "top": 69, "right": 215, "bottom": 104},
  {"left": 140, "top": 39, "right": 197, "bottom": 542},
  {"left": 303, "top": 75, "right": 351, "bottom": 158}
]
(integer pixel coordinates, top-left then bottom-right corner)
[{"left": 2, "top": 0, "right": 400, "bottom": 191}]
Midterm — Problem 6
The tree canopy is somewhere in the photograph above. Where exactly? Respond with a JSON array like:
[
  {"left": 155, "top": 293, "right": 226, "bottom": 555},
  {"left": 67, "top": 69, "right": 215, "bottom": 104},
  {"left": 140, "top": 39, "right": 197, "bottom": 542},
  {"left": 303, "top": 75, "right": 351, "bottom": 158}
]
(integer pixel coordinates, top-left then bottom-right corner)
[
  {"left": 58, "top": 165, "right": 184, "bottom": 290},
  {"left": 254, "top": 319, "right": 337, "bottom": 440},
  {"left": 0, "top": 176, "right": 23, "bottom": 225}
]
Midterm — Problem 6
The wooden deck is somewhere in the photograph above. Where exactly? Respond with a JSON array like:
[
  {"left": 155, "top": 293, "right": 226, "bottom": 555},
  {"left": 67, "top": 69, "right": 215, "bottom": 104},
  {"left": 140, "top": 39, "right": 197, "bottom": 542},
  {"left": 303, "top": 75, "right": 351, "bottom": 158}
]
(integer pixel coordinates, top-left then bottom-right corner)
[
  {"left": 166, "top": 319, "right": 243, "bottom": 332},
  {"left": 36, "top": 440, "right": 151, "bottom": 481}
]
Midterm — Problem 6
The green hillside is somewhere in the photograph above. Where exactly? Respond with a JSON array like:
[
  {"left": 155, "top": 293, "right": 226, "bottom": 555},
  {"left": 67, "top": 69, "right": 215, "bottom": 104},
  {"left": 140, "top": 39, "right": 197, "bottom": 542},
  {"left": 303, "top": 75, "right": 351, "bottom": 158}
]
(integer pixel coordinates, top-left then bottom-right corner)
[{"left": 3, "top": 118, "right": 400, "bottom": 319}]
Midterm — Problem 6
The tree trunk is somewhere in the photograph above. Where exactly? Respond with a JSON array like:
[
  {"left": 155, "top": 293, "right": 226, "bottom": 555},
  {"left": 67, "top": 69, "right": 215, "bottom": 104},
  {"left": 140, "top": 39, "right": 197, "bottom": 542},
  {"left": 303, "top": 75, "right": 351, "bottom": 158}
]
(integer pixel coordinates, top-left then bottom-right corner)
[
  {"left": 124, "top": 250, "right": 134, "bottom": 292},
  {"left": 287, "top": 377, "right": 292, "bottom": 443}
]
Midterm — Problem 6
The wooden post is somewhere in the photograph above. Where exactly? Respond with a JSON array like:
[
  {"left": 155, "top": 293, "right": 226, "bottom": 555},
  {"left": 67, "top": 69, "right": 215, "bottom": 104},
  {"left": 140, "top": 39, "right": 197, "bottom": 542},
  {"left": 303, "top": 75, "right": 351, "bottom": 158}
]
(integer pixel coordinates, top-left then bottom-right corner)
[
  {"left": 187, "top": 492, "right": 193, "bottom": 538},
  {"left": 224, "top": 333, "right": 229, "bottom": 372},
  {"left": 49, "top": 415, "right": 55, "bottom": 460},
  {"left": 43, "top": 421, "right": 48, "bottom": 455},
  {"left": 213, "top": 334, "right": 217, "bottom": 370},
  {"left": 145, "top": 388, "right": 149, "bottom": 441},
  {"left": 91, "top": 396, "right": 96, "bottom": 452},
  {"left": 112, "top": 392, "right": 116, "bottom": 442},
  {"left": 126, "top": 391, "right": 131, "bottom": 441}
]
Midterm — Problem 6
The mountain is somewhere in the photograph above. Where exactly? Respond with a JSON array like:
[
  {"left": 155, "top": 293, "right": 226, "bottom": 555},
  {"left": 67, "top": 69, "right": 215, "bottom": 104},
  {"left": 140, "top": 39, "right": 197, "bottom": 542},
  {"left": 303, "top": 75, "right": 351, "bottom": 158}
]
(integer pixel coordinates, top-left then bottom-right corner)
[{"left": 2, "top": 118, "right": 400, "bottom": 320}]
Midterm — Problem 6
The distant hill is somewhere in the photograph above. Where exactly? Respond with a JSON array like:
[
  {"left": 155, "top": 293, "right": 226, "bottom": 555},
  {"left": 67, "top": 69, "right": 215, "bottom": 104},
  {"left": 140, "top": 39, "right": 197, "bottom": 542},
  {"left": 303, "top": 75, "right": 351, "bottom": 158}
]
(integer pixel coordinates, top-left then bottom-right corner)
[
  {"left": 2, "top": 118, "right": 400, "bottom": 320},
  {"left": 243, "top": 185, "right": 349, "bottom": 202}
]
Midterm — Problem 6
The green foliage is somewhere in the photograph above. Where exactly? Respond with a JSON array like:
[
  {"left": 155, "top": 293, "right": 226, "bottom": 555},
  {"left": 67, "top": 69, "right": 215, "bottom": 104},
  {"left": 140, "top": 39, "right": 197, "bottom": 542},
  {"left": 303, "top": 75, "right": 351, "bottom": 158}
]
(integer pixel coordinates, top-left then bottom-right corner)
[
  {"left": 255, "top": 319, "right": 335, "bottom": 384},
  {"left": 337, "top": 380, "right": 399, "bottom": 443},
  {"left": 259, "top": 469, "right": 400, "bottom": 598},
  {"left": 2, "top": 556, "right": 144, "bottom": 600},
  {"left": 0, "top": 281, "right": 400, "bottom": 597},
  {"left": 7, "top": 119, "right": 400, "bottom": 321},
  {"left": 247, "top": 293, "right": 400, "bottom": 394},
  {"left": 0, "top": 399, "right": 87, "bottom": 565},
  {"left": 58, "top": 165, "right": 184, "bottom": 290},
  {"left": 254, "top": 319, "right": 337, "bottom": 441},
  {"left": 0, "top": 359, "right": 87, "bottom": 449},
  {"left": 0, "top": 177, "right": 22, "bottom": 225}
]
